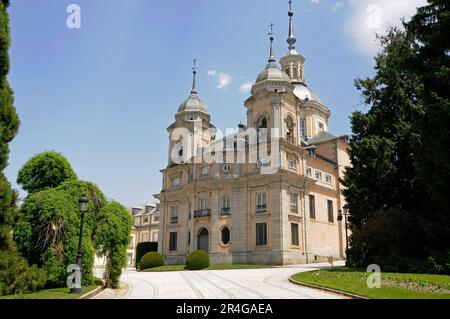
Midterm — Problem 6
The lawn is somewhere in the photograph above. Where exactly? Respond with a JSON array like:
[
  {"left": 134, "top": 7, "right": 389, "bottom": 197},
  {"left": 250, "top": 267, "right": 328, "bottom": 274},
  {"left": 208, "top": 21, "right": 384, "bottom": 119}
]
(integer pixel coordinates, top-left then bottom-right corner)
[
  {"left": 0, "top": 285, "right": 99, "bottom": 299},
  {"left": 291, "top": 268, "right": 450, "bottom": 299},
  {"left": 142, "top": 264, "right": 273, "bottom": 272}
]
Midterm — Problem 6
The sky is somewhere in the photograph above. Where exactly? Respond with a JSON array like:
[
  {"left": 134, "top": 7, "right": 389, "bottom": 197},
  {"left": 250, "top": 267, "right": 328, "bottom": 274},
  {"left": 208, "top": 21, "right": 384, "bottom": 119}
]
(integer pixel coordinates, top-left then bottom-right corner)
[{"left": 4, "top": 0, "right": 427, "bottom": 207}]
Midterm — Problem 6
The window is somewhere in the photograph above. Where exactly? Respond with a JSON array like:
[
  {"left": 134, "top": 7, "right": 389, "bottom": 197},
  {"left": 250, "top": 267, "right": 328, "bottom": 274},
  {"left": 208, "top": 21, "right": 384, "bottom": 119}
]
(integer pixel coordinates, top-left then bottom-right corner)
[
  {"left": 201, "top": 166, "right": 210, "bottom": 176},
  {"left": 141, "top": 232, "right": 148, "bottom": 242},
  {"left": 223, "top": 164, "right": 231, "bottom": 173},
  {"left": 300, "top": 119, "right": 306, "bottom": 138},
  {"left": 256, "top": 223, "right": 267, "bottom": 246},
  {"left": 288, "top": 159, "right": 296, "bottom": 169},
  {"left": 290, "top": 193, "right": 298, "bottom": 213},
  {"left": 327, "top": 200, "right": 334, "bottom": 223},
  {"left": 305, "top": 167, "right": 312, "bottom": 177},
  {"left": 286, "top": 117, "right": 295, "bottom": 142},
  {"left": 151, "top": 232, "right": 158, "bottom": 242},
  {"left": 172, "top": 177, "right": 180, "bottom": 187},
  {"left": 153, "top": 215, "right": 159, "bottom": 223},
  {"left": 325, "top": 174, "right": 332, "bottom": 184},
  {"left": 143, "top": 216, "right": 149, "bottom": 224},
  {"left": 221, "top": 227, "right": 231, "bottom": 245},
  {"left": 256, "top": 192, "right": 267, "bottom": 213},
  {"left": 318, "top": 122, "right": 325, "bottom": 133},
  {"left": 285, "top": 68, "right": 290, "bottom": 77},
  {"left": 315, "top": 170, "right": 322, "bottom": 181},
  {"left": 169, "top": 232, "right": 177, "bottom": 251},
  {"left": 309, "top": 195, "right": 316, "bottom": 219},
  {"left": 199, "top": 198, "right": 208, "bottom": 210},
  {"left": 170, "top": 206, "right": 178, "bottom": 224},
  {"left": 221, "top": 195, "right": 231, "bottom": 215},
  {"left": 130, "top": 236, "right": 134, "bottom": 247},
  {"left": 292, "top": 66, "right": 298, "bottom": 79},
  {"left": 291, "top": 223, "right": 299, "bottom": 246}
]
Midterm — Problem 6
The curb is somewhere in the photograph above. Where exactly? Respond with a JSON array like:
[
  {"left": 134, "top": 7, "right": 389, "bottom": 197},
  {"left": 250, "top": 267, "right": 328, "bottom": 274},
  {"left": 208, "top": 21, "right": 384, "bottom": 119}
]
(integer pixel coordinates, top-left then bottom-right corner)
[
  {"left": 79, "top": 286, "right": 104, "bottom": 299},
  {"left": 288, "top": 277, "right": 369, "bottom": 299}
]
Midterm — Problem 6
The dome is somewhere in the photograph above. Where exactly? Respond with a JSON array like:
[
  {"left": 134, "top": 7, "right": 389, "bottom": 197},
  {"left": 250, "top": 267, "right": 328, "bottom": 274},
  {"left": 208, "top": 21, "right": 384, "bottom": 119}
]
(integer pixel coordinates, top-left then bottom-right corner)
[
  {"left": 255, "top": 63, "right": 291, "bottom": 84},
  {"left": 293, "top": 83, "right": 323, "bottom": 105},
  {"left": 177, "top": 93, "right": 208, "bottom": 113}
]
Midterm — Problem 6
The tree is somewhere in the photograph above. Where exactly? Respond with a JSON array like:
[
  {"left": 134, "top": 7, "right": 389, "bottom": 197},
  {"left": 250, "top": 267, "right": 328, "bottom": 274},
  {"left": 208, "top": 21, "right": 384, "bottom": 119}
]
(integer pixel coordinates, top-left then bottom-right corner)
[
  {"left": 14, "top": 188, "right": 95, "bottom": 287},
  {"left": 343, "top": 1, "right": 450, "bottom": 273},
  {"left": 407, "top": 0, "right": 450, "bottom": 270},
  {"left": 17, "top": 151, "right": 77, "bottom": 193},
  {"left": 93, "top": 202, "right": 132, "bottom": 288},
  {"left": 0, "top": 0, "right": 46, "bottom": 296}
]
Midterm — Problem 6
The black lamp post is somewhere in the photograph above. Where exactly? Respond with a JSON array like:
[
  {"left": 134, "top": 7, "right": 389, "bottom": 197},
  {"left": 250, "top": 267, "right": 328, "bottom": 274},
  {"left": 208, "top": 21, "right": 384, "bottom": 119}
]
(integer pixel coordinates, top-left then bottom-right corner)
[
  {"left": 71, "top": 195, "right": 89, "bottom": 294},
  {"left": 337, "top": 207, "right": 350, "bottom": 256}
]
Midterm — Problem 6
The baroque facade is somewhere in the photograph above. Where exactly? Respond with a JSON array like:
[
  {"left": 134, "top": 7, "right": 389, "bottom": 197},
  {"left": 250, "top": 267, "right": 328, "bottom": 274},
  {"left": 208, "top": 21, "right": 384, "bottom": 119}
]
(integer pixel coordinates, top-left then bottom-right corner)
[
  {"left": 128, "top": 203, "right": 160, "bottom": 266},
  {"left": 155, "top": 6, "right": 350, "bottom": 265}
]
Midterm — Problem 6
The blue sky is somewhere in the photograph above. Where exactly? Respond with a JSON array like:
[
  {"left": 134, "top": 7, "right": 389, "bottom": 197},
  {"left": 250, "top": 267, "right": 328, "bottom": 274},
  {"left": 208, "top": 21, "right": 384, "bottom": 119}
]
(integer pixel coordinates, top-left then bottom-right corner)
[{"left": 4, "top": 0, "right": 426, "bottom": 206}]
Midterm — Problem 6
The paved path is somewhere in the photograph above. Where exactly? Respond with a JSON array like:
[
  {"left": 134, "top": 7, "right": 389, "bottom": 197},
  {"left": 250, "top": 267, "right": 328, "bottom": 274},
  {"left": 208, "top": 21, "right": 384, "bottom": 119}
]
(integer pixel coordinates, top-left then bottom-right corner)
[{"left": 94, "top": 261, "right": 346, "bottom": 299}]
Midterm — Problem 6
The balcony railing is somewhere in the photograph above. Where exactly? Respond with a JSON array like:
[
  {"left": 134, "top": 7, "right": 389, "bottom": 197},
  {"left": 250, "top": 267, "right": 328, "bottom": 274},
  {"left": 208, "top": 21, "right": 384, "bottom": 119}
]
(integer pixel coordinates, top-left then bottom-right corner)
[
  {"left": 256, "top": 204, "right": 267, "bottom": 213},
  {"left": 194, "top": 209, "right": 211, "bottom": 218},
  {"left": 221, "top": 207, "right": 231, "bottom": 216}
]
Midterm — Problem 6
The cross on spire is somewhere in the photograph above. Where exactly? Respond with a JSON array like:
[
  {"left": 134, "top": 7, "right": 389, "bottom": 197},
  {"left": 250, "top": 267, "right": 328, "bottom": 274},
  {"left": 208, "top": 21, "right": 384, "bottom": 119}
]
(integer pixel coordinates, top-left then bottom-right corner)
[
  {"left": 268, "top": 23, "right": 276, "bottom": 63},
  {"left": 289, "top": 0, "right": 292, "bottom": 12},
  {"left": 191, "top": 58, "right": 198, "bottom": 95}
]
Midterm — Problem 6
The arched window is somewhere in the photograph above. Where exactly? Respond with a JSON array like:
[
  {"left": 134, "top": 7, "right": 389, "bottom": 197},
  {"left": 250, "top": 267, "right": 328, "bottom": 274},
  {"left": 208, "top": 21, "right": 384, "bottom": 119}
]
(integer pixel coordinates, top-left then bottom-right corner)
[
  {"left": 221, "top": 227, "right": 230, "bottom": 245},
  {"left": 286, "top": 116, "right": 295, "bottom": 143},
  {"left": 256, "top": 114, "right": 269, "bottom": 143}
]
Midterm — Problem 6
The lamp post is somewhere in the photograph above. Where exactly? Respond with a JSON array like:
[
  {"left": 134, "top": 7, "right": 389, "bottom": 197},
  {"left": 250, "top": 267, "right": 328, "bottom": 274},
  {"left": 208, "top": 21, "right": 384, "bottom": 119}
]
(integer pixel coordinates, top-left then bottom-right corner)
[
  {"left": 71, "top": 195, "right": 89, "bottom": 294},
  {"left": 337, "top": 207, "right": 350, "bottom": 257}
]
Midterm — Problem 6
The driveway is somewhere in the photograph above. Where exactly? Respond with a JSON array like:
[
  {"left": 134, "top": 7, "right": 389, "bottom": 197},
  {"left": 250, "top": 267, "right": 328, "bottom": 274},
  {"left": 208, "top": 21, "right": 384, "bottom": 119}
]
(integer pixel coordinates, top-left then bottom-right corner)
[{"left": 93, "top": 261, "right": 346, "bottom": 299}]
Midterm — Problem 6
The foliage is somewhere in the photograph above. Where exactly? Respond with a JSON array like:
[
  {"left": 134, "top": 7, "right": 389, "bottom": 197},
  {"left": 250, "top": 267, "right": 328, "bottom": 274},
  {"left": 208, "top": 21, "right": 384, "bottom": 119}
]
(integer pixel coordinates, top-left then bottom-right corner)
[
  {"left": 93, "top": 201, "right": 132, "bottom": 288},
  {"left": 17, "top": 151, "right": 77, "bottom": 194},
  {"left": 0, "top": 250, "right": 46, "bottom": 296},
  {"left": 139, "top": 252, "right": 164, "bottom": 270},
  {"left": 14, "top": 188, "right": 95, "bottom": 287},
  {"left": 185, "top": 250, "right": 209, "bottom": 270},
  {"left": 135, "top": 242, "right": 158, "bottom": 268}
]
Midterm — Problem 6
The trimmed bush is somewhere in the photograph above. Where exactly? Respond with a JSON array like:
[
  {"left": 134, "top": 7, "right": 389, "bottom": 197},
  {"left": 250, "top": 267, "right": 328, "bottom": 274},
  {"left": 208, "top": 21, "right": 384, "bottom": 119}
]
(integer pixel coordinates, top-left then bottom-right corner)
[
  {"left": 186, "top": 250, "right": 209, "bottom": 270},
  {"left": 135, "top": 242, "right": 158, "bottom": 268},
  {"left": 139, "top": 252, "right": 164, "bottom": 270}
]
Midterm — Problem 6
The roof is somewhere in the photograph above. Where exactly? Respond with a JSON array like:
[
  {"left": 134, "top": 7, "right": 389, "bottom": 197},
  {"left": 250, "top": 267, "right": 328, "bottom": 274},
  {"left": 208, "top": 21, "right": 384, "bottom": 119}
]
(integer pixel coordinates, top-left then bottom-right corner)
[{"left": 307, "top": 131, "right": 338, "bottom": 145}]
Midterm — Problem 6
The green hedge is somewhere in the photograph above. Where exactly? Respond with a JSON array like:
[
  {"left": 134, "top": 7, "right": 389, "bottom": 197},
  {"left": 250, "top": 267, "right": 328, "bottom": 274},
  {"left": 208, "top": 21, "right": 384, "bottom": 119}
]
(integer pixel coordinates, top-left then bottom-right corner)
[
  {"left": 135, "top": 242, "right": 158, "bottom": 267},
  {"left": 139, "top": 252, "right": 164, "bottom": 270},
  {"left": 186, "top": 250, "right": 209, "bottom": 270}
]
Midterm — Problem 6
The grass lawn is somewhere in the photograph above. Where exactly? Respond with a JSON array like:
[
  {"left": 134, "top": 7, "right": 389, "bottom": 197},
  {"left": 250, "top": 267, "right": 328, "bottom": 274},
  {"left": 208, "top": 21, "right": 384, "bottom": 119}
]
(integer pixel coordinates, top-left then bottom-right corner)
[
  {"left": 0, "top": 285, "right": 99, "bottom": 299},
  {"left": 142, "top": 264, "right": 273, "bottom": 272},
  {"left": 291, "top": 268, "right": 450, "bottom": 299}
]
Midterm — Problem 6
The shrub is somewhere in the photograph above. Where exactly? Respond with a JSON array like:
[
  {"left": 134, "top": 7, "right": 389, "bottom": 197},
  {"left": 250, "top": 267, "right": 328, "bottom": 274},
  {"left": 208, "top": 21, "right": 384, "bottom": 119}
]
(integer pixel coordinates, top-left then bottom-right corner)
[
  {"left": 186, "top": 250, "right": 209, "bottom": 270},
  {"left": 139, "top": 252, "right": 164, "bottom": 270},
  {"left": 0, "top": 250, "right": 46, "bottom": 296},
  {"left": 135, "top": 242, "right": 158, "bottom": 267}
]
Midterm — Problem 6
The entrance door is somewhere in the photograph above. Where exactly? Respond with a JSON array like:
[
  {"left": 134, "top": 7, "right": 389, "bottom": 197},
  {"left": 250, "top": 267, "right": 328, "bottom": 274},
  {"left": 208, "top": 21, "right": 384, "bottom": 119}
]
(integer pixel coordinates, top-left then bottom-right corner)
[{"left": 197, "top": 228, "right": 209, "bottom": 252}]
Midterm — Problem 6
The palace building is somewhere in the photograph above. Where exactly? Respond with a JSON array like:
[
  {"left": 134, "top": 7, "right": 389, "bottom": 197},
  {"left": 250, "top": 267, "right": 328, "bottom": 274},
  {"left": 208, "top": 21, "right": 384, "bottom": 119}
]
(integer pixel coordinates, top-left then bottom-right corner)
[{"left": 155, "top": 5, "right": 350, "bottom": 265}]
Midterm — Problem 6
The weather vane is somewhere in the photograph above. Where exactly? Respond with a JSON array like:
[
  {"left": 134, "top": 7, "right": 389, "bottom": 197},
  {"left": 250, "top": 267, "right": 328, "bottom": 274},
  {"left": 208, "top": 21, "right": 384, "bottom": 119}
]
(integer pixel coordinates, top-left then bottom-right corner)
[
  {"left": 269, "top": 23, "right": 274, "bottom": 37},
  {"left": 289, "top": 0, "right": 292, "bottom": 11},
  {"left": 193, "top": 59, "right": 197, "bottom": 73}
]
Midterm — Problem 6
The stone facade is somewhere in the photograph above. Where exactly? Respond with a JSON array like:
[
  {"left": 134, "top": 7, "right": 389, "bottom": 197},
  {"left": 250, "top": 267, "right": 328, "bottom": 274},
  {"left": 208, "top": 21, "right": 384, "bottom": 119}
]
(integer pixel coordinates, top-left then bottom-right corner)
[{"left": 155, "top": 6, "right": 350, "bottom": 266}]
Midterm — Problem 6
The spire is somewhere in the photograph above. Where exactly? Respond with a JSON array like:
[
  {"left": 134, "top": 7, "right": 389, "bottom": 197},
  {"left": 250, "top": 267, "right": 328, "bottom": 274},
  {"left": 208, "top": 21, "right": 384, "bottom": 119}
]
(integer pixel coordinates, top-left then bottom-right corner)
[
  {"left": 268, "top": 23, "right": 276, "bottom": 63},
  {"left": 287, "top": 1, "right": 297, "bottom": 53},
  {"left": 191, "top": 59, "right": 197, "bottom": 95}
]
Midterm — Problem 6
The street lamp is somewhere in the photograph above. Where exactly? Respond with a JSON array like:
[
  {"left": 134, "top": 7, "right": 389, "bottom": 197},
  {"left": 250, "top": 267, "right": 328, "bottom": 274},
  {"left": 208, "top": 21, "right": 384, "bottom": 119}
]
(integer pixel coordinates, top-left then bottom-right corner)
[
  {"left": 337, "top": 207, "right": 350, "bottom": 257},
  {"left": 71, "top": 195, "right": 89, "bottom": 294}
]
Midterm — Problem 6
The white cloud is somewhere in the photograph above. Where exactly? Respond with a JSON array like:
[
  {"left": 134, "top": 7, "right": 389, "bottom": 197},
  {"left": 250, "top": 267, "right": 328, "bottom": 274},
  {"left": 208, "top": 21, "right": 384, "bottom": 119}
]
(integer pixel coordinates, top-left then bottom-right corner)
[
  {"left": 344, "top": 0, "right": 427, "bottom": 57},
  {"left": 311, "top": 0, "right": 320, "bottom": 4},
  {"left": 207, "top": 69, "right": 217, "bottom": 77},
  {"left": 331, "top": 1, "right": 343, "bottom": 14},
  {"left": 238, "top": 82, "right": 253, "bottom": 93},
  {"left": 217, "top": 73, "right": 232, "bottom": 89}
]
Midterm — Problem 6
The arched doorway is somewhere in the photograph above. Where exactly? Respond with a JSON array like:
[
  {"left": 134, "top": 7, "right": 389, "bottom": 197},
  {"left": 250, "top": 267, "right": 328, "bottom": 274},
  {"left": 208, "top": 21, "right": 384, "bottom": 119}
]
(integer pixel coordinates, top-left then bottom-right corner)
[{"left": 197, "top": 227, "right": 209, "bottom": 252}]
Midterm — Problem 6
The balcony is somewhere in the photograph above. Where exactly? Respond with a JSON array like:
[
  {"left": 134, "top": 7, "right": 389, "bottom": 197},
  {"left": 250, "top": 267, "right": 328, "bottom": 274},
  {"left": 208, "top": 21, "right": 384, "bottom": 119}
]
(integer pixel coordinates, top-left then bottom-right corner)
[
  {"left": 221, "top": 207, "right": 231, "bottom": 216},
  {"left": 256, "top": 204, "right": 267, "bottom": 213},
  {"left": 194, "top": 209, "right": 211, "bottom": 218}
]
